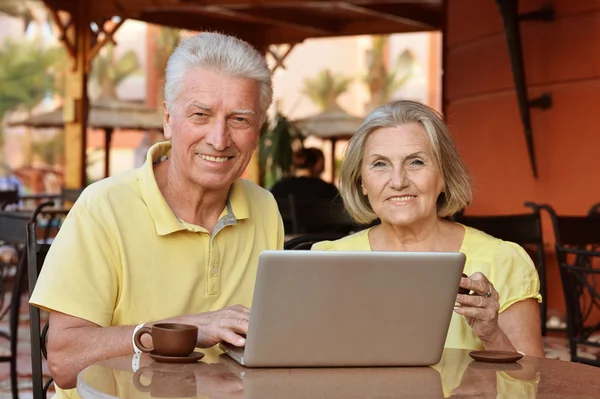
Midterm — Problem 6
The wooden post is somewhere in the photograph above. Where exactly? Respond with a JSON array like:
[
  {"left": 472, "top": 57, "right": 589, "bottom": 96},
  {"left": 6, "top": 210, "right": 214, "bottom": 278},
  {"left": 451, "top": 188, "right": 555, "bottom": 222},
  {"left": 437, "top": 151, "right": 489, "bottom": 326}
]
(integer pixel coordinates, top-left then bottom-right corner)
[
  {"left": 244, "top": 37, "right": 268, "bottom": 186},
  {"left": 63, "top": 1, "right": 91, "bottom": 189},
  {"left": 104, "top": 128, "right": 113, "bottom": 178}
]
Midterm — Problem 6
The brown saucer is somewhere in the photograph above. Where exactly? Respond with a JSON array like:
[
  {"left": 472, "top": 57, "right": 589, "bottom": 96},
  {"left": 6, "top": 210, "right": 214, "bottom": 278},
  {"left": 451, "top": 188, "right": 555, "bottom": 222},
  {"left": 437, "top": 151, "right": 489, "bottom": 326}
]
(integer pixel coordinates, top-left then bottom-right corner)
[
  {"left": 150, "top": 351, "right": 205, "bottom": 364},
  {"left": 469, "top": 350, "right": 523, "bottom": 363}
]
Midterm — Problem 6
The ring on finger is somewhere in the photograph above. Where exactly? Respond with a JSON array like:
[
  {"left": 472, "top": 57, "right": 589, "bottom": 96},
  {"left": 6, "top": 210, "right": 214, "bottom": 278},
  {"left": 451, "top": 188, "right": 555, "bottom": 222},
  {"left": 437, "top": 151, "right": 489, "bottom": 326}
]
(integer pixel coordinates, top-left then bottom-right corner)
[{"left": 483, "top": 285, "right": 493, "bottom": 298}]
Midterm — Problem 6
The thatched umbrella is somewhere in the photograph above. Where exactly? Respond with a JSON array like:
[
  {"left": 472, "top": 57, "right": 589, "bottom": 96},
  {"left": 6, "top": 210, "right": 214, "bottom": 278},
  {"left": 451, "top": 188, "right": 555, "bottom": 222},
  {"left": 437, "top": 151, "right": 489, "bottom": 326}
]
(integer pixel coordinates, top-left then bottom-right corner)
[
  {"left": 9, "top": 95, "right": 163, "bottom": 178},
  {"left": 293, "top": 103, "right": 363, "bottom": 181}
]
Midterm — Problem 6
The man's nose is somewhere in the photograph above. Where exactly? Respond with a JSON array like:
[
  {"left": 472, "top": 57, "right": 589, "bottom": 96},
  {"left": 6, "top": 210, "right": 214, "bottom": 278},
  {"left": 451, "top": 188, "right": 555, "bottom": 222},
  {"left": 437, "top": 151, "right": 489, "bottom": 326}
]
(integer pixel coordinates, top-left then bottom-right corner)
[{"left": 205, "top": 120, "right": 230, "bottom": 151}]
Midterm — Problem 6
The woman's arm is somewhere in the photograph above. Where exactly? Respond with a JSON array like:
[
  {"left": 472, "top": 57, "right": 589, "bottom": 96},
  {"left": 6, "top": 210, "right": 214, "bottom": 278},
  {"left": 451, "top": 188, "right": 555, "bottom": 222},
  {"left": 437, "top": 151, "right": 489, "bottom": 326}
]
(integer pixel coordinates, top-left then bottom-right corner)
[{"left": 497, "top": 299, "right": 545, "bottom": 357}]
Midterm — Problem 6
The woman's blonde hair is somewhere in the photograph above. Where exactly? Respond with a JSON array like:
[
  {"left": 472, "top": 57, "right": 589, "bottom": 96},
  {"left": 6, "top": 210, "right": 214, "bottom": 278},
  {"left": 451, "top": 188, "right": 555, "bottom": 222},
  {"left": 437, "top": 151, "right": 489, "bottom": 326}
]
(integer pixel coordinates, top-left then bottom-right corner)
[{"left": 339, "top": 100, "right": 472, "bottom": 225}]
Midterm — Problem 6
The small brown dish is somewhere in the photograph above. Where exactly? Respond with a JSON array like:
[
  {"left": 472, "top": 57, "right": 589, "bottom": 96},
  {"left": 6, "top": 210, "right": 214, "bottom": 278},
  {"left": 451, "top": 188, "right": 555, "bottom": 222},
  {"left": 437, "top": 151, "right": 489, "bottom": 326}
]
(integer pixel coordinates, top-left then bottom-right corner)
[
  {"left": 150, "top": 351, "right": 205, "bottom": 364},
  {"left": 469, "top": 350, "right": 523, "bottom": 363}
]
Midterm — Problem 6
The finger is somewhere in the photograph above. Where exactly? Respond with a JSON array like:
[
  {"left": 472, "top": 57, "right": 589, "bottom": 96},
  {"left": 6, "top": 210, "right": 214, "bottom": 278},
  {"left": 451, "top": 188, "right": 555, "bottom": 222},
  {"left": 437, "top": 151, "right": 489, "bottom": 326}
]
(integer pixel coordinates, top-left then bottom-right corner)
[
  {"left": 453, "top": 306, "right": 494, "bottom": 320},
  {"left": 219, "top": 317, "right": 250, "bottom": 335},
  {"left": 455, "top": 294, "right": 487, "bottom": 308},
  {"left": 461, "top": 276, "right": 493, "bottom": 296},
  {"left": 228, "top": 304, "right": 251, "bottom": 315},
  {"left": 219, "top": 329, "right": 246, "bottom": 347}
]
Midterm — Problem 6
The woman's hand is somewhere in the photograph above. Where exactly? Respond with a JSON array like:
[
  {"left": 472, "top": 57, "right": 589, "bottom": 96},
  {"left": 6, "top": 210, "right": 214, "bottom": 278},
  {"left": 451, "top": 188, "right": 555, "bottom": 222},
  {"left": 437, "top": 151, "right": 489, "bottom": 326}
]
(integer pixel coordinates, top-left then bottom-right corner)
[{"left": 454, "top": 272, "right": 509, "bottom": 348}]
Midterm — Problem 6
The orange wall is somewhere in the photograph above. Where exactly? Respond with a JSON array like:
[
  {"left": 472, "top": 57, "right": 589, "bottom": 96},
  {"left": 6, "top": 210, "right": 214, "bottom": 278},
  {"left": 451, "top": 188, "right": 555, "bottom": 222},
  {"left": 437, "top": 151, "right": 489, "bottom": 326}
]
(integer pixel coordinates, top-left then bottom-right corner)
[{"left": 444, "top": 0, "right": 600, "bottom": 317}]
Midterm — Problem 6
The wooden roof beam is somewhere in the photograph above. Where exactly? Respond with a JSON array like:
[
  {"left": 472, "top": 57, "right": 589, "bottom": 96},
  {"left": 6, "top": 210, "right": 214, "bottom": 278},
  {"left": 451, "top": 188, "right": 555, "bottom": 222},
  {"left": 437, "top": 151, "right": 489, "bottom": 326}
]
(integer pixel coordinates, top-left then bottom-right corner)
[
  {"left": 137, "top": 11, "right": 267, "bottom": 43},
  {"left": 236, "top": 8, "right": 336, "bottom": 34},
  {"left": 336, "top": 18, "right": 428, "bottom": 36},
  {"left": 336, "top": 2, "right": 441, "bottom": 30},
  {"left": 156, "top": 5, "right": 333, "bottom": 35}
]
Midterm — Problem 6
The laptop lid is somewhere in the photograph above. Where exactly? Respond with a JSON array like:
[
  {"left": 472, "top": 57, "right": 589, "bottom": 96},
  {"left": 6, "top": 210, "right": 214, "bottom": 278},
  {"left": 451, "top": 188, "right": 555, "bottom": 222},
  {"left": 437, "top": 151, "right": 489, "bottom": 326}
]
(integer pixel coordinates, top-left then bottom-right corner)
[{"left": 229, "top": 250, "right": 466, "bottom": 367}]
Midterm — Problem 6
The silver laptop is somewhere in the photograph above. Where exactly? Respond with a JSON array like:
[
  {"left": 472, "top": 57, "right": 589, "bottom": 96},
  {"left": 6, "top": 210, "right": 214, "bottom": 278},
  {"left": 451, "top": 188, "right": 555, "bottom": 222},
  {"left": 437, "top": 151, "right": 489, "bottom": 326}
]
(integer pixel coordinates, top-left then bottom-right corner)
[{"left": 220, "top": 250, "right": 466, "bottom": 367}]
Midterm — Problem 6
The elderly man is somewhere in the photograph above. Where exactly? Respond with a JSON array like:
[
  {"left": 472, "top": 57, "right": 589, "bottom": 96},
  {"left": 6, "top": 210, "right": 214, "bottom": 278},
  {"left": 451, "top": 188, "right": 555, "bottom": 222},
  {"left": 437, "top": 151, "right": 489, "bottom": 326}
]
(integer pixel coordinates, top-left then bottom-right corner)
[{"left": 30, "top": 32, "right": 283, "bottom": 395}]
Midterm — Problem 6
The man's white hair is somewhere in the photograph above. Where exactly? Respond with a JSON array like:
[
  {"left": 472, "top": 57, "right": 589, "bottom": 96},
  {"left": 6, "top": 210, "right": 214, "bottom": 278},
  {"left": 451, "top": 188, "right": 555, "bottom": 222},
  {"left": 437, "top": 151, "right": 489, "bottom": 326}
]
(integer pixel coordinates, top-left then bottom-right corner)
[{"left": 164, "top": 32, "right": 273, "bottom": 121}]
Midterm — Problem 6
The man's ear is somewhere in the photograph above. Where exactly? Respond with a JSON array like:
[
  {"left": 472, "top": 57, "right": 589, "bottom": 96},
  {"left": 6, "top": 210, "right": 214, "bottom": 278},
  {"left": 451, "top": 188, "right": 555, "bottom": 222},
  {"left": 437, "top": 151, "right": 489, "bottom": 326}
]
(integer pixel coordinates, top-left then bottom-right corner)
[{"left": 163, "top": 102, "right": 172, "bottom": 140}]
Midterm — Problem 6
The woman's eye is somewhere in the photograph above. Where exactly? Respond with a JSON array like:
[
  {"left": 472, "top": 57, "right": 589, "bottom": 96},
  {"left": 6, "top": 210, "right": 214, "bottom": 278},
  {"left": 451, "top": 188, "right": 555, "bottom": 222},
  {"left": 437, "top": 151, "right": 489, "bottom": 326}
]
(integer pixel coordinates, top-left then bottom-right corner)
[
  {"left": 373, "top": 161, "right": 386, "bottom": 167},
  {"left": 411, "top": 159, "right": 425, "bottom": 166},
  {"left": 194, "top": 112, "right": 206, "bottom": 117}
]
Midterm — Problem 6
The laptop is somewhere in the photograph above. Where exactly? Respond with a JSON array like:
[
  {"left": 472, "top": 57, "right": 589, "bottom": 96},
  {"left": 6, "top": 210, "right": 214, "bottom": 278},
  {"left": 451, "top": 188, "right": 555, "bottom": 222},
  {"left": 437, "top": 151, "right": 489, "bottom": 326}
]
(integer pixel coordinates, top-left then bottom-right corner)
[{"left": 220, "top": 250, "right": 466, "bottom": 367}]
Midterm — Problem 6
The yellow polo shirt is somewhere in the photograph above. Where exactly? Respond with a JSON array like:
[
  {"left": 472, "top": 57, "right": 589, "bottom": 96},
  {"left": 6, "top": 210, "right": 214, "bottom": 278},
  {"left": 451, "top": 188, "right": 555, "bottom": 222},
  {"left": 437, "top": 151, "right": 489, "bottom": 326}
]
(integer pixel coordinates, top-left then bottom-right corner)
[
  {"left": 312, "top": 225, "right": 542, "bottom": 351},
  {"left": 30, "top": 142, "right": 284, "bottom": 398}
]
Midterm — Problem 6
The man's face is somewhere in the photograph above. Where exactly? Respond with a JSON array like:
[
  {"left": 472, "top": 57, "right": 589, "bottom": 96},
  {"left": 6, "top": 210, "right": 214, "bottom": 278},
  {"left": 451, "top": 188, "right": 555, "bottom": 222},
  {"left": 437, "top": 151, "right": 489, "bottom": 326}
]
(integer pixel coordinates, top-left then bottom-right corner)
[{"left": 163, "top": 68, "right": 262, "bottom": 191}]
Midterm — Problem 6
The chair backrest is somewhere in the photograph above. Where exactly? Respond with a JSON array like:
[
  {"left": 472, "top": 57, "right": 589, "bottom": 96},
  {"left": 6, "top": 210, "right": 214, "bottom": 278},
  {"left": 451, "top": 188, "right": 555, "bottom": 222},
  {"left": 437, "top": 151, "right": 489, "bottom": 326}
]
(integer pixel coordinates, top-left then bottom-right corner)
[
  {"left": 553, "top": 244, "right": 600, "bottom": 367},
  {"left": 0, "top": 190, "right": 19, "bottom": 210},
  {"left": 0, "top": 210, "right": 29, "bottom": 351},
  {"left": 541, "top": 204, "right": 600, "bottom": 247},
  {"left": 27, "top": 203, "right": 57, "bottom": 399},
  {"left": 290, "top": 196, "right": 360, "bottom": 235},
  {"left": 61, "top": 187, "right": 83, "bottom": 203},
  {"left": 455, "top": 202, "right": 544, "bottom": 245},
  {"left": 455, "top": 202, "right": 549, "bottom": 335},
  {"left": 284, "top": 233, "right": 348, "bottom": 250},
  {"left": 0, "top": 210, "right": 29, "bottom": 244}
]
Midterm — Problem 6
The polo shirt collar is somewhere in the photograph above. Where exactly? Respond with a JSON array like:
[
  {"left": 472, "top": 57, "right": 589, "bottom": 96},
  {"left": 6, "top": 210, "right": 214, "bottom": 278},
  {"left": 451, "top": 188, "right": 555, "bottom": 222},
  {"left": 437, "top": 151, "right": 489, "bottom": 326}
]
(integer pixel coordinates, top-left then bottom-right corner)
[{"left": 139, "top": 142, "right": 250, "bottom": 236}]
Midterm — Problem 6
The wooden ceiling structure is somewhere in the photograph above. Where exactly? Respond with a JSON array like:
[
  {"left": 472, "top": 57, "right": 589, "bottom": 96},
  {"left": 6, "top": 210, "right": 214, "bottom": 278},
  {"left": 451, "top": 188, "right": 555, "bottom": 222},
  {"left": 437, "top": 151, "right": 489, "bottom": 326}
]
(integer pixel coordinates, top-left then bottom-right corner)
[{"left": 40, "top": 0, "right": 443, "bottom": 188}]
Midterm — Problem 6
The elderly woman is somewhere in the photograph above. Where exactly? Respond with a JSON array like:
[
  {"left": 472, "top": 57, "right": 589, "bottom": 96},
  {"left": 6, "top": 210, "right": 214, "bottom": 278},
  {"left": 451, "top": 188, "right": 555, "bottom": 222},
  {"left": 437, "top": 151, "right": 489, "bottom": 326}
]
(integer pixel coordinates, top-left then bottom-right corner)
[{"left": 312, "top": 100, "right": 544, "bottom": 357}]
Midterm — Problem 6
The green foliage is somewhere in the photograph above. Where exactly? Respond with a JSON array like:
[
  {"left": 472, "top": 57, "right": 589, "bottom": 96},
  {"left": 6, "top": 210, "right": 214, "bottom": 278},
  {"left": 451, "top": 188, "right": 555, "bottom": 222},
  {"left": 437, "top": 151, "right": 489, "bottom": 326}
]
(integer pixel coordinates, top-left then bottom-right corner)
[
  {"left": 0, "top": 38, "right": 64, "bottom": 114},
  {"left": 259, "top": 114, "right": 304, "bottom": 188},
  {"left": 0, "top": 37, "right": 66, "bottom": 146},
  {"left": 302, "top": 69, "right": 353, "bottom": 111}
]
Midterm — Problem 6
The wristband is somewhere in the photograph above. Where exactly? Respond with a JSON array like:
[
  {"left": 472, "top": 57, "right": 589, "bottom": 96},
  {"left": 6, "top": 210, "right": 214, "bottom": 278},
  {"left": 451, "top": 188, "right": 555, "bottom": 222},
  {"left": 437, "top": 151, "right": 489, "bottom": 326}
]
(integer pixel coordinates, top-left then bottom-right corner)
[{"left": 132, "top": 323, "right": 145, "bottom": 354}]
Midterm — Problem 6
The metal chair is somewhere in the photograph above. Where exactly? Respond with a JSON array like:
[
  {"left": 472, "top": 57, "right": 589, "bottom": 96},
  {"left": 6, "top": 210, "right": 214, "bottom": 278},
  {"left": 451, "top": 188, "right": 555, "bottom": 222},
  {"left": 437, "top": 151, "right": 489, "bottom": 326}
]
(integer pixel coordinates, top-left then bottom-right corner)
[
  {"left": 284, "top": 233, "right": 348, "bottom": 250},
  {"left": 455, "top": 202, "right": 550, "bottom": 335},
  {"left": 0, "top": 209, "right": 30, "bottom": 399},
  {"left": 0, "top": 190, "right": 19, "bottom": 210},
  {"left": 27, "top": 202, "right": 57, "bottom": 399},
  {"left": 543, "top": 204, "right": 600, "bottom": 366}
]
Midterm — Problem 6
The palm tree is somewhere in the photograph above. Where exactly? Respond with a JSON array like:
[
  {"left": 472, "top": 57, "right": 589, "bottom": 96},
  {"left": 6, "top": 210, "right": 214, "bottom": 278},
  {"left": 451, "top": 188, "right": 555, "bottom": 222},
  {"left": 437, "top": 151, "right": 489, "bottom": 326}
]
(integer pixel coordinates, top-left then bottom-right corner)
[
  {"left": 364, "top": 35, "right": 417, "bottom": 111},
  {"left": 0, "top": 37, "right": 65, "bottom": 164},
  {"left": 89, "top": 44, "right": 141, "bottom": 100},
  {"left": 302, "top": 69, "right": 353, "bottom": 111}
]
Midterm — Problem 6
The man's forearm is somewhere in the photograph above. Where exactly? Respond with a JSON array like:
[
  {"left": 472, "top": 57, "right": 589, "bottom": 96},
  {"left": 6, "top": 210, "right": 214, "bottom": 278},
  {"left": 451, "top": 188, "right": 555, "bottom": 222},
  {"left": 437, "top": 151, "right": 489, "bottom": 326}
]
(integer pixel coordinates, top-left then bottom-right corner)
[{"left": 48, "top": 324, "right": 140, "bottom": 389}]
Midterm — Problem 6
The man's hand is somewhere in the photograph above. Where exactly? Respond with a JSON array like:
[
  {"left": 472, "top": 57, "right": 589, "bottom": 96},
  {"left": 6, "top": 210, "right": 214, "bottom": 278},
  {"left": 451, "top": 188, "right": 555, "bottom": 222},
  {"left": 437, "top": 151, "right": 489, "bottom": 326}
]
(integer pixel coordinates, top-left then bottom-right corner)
[{"left": 173, "top": 305, "right": 250, "bottom": 348}]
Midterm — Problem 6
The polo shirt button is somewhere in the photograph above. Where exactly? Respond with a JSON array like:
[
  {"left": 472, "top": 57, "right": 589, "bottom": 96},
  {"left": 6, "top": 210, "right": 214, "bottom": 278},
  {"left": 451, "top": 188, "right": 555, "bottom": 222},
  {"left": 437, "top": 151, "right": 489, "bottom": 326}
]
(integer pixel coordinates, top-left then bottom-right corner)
[{"left": 211, "top": 267, "right": 217, "bottom": 274}]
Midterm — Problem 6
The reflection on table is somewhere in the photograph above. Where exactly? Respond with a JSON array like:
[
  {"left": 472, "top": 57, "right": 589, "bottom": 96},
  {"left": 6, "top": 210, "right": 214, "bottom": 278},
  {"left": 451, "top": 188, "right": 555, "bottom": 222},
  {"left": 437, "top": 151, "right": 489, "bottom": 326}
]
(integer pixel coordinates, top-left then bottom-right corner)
[{"left": 76, "top": 349, "right": 600, "bottom": 399}]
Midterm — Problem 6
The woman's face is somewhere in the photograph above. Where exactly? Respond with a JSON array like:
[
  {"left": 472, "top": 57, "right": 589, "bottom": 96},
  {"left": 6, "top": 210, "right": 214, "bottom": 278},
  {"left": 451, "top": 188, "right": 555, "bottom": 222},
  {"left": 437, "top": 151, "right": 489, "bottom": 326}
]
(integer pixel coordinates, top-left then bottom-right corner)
[{"left": 360, "top": 123, "right": 445, "bottom": 227}]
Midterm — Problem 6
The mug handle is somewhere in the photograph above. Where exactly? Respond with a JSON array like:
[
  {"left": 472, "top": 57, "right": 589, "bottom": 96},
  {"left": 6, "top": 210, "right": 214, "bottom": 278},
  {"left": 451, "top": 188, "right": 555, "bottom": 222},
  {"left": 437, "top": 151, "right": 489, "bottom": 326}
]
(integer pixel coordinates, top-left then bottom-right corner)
[
  {"left": 132, "top": 366, "right": 153, "bottom": 392},
  {"left": 133, "top": 327, "right": 154, "bottom": 353}
]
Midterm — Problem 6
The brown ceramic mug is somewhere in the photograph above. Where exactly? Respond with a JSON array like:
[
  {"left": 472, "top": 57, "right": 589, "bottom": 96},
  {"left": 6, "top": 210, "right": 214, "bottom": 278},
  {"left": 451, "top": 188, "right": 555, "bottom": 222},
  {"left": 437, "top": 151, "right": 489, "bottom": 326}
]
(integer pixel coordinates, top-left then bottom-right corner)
[{"left": 133, "top": 323, "right": 198, "bottom": 357}]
